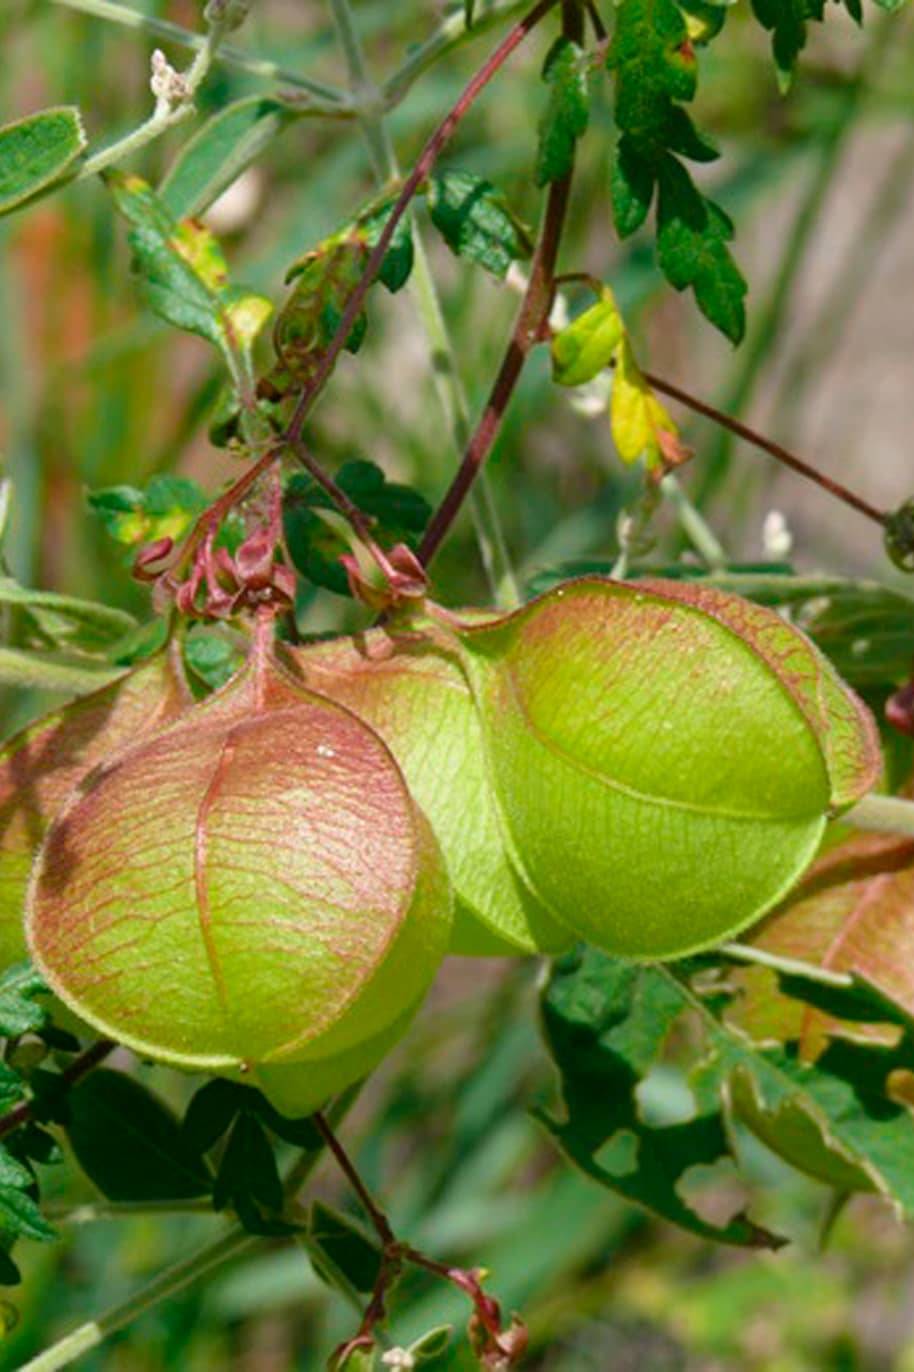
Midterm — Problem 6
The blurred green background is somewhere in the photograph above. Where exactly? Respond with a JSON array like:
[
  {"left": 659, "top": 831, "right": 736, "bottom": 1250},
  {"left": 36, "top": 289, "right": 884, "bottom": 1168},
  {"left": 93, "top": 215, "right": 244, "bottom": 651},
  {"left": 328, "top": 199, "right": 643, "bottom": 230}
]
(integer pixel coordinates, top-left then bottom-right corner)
[{"left": 2, "top": 0, "right": 914, "bottom": 1367}]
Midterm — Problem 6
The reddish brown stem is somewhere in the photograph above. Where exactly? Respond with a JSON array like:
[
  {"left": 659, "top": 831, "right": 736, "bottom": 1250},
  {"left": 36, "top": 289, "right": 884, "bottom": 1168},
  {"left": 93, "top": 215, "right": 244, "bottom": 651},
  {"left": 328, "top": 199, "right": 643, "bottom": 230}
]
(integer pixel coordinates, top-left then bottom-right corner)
[
  {"left": 645, "top": 371, "right": 888, "bottom": 527},
  {"left": 415, "top": 3, "right": 581, "bottom": 568},
  {"left": 312, "top": 1111, "right": 396, "bottom": 1247},
  {"left": 0, "top": 1039, "right": 115, "bottom": 1143},
  {"left": 282, "top": 0, "right": 560, "bottom": 446},
  {"left": 418, "top": 176, "right": 573, "bottom": 567}
]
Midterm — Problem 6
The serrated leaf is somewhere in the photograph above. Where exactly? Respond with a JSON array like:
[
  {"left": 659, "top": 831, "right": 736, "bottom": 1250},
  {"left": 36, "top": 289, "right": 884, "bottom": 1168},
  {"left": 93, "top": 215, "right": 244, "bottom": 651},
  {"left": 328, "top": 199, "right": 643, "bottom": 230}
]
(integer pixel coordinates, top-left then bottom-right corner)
[
  {"left": 356, "top": 201, "right": 415, "bottom": 294},
  {"left": 284, "top": 461, "right": 430, "bottom": 597},
  {"left": 263, "top": 238, "right": 368, "bottom": 399},
  {"left": 0, "top": 107, "right": 86, "bottom": 216},
  {"left": 307, "top": 1200, "right": 382, "bottom": 1296},
  {"left": 0, "top": 1180, "right": 56, "bottom": 1244},
  {"left": 607, "top": 0, "right": 697, "bottom": 144},
  {"left": 427, "top": 170, "right": 531, "bottom": 279},
  {"left": 610, "top": 335, "right": 681, "bottom": 464},
  {"left": 612, "top": 136, "right": 657, "bottom": 237},
  {"left": 539, "top": 947, "right": 781, "bottom": 1246},
  {"left": 105, "top": 171, "right": 272, "bottom": 374},
  {"left": 160, "top": 97, "right": 295, "bottom": 219},
  {"left": 732, "top": 827, "right": 914, "bottom": 1055},
  {"left": 751, "top": 0, "right": 811, "bottom": 83},
  {"left": 656, "top": 155, "right": 747, "bottom": 343},
  {"left": 536, "top": 36, "right": 592, "bottom": 186},
  {"left": 689, "top": 963, "right": 914, "bottom": 1217},
  {"left": 551, "top": 291, "right": 625, "bottom": 386},
  {"left": 65, "top": 1070, "right": 212, "bottom": 1202},
  {"left": 0, "top": 964, "right": 50, "bottom": 1038}
]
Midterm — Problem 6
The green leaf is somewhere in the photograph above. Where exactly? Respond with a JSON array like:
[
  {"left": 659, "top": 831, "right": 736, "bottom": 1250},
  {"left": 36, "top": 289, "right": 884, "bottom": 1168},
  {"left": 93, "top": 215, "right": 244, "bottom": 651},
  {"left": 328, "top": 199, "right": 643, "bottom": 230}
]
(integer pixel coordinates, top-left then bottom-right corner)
[
  {"left": 65, "top": 1070, "right": 212, "bottom": 1202},
  {"left": 427, "top": 171, "right": 531, "bottom": 279},
  {"left": 552, "top": 292, "right": 625, "bottom": 387},
  {"left": 408, "top": 1326, "right": 453, "bottom": 1362},
  {"left": 88, "top": 475, "right": 208, "bottom": 551},
  {"left": 355, "top": 201, "right": 415, "bottom": 295},
  {"left": 104, "top": 171, "right": 272, "bottom": 373},
  {"left": 607, "top": 0, "right": 697, "bottom": 145},
  {"left": 183, "top": 627, "right": 246, "bottom": 694},
  {"left": 307, "top": 1200, "right": 382, "bottom": 1296},
  {"left": 262, "top": 238, "right": 368, "bottom": 400},
  {"left": 0, "top": 1165, "right": 56, "bottom": 1246},
  {"left": 536, "top": 37, "right": 592, "bottom": 186},
  {"left": 611, "top": 136, "right": 657, "bottom": 237},
  {"left": 0, "top": 964, "right": 50, "bottom": 1038},
  {"left": 284, "top": 461, "right": 430, "bottom": 597},
  {"left": 656, "top": 155, "right": 747, "bottom": 343},
  {"left": 0, "top": 577, "right": 135, "bottom": 652},
  {"left": 0, "top": 107, "right": 86, "bottom": 216},
  {"left": 539, "top": 947, "right": 781, "bottom": 1246},
  {"left": 213, "top": 1112, "right": 288, "bottom": 1234},
  {"left": 0, "top": 649, "right": 122, "bottom": 695},
  {"left": 750, "top": 0, "right": 813, "bottom": 83},
  {"left": 160, "top": 96, "right": 295, "bottom": 219},
  {"left": 182, "top": 1079, "right": 247, "bottom": 1155}
]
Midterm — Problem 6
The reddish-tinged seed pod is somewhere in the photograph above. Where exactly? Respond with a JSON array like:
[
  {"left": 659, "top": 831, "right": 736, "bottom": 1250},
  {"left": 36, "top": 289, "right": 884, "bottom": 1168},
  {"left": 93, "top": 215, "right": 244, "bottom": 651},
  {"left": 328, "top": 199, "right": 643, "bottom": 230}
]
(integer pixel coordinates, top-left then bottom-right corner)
[
  {"left": 26, "top": 647, "right": 452, "bottom": 1114},
  {"left": 0, "top": 650, "right": 191, "bottom": 972},
  {"left": 440, "top": 577, "right": 881, "bottom": 960}
]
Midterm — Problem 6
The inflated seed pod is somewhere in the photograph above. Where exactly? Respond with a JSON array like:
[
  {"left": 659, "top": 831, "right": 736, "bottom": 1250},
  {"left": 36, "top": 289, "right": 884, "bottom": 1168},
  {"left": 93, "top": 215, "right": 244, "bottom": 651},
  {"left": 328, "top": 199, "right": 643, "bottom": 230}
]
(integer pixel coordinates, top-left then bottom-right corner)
[
  {"left": 26, "top": 650, "right": 452, "bottom": 1110},
  {"left": 443, "top": 577, "right": 881, "bottom": 960},
  {"left": 286, "top": 630, "right": 569, "bottom": 956},
  {"left": 0, "top": 651, "right": 191, "bottom": 971}
]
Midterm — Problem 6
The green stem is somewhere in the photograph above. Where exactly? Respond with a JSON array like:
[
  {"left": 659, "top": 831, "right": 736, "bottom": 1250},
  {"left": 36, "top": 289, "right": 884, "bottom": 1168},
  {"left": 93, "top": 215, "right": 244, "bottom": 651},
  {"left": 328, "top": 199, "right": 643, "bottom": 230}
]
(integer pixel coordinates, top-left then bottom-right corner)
[
  {"left": 719, "top": 942, "right": 853, "bottom": 988},
  {"left": 845, "top": 793, "right": 914, "bottom": 840},
  {"left": 20, "top": 1228, "right": 256, "bottom": 1372},
  {"left": 24, "top": 1085, "right": 362, "bottom": 1371},
  {"left": 692, "top": 11, "right": 896, "bottom": 518},
  {"left": 660, "top": 474, "right": 728, "bottom": 569},
  {"left": 382, "top": 0, "right": 528, "bottom": 110},
  {"left": 77, "top": 11, "right": 234, "bottom": 180},
  {"left": 45, "top": 1199, "right": 217, "bottom": 1224},
  {"left": 49, "top": 0, "right": 347, "bottom": 105},
  {"left": 326, "top": 0, "right": 520, "bottom": 605}
]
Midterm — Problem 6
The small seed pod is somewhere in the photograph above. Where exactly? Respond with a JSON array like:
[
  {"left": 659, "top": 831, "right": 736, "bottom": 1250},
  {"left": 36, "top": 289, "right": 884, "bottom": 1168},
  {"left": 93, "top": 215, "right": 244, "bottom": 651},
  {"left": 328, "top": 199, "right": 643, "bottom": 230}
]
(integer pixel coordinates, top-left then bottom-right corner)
[
  {"left": 26, "top": 651, "right": 452, "bottom": 1110},
  {"left": 445, "top": 577, "right": 881, "bottom": 960},
  {"left": 287, "top": 630, "right": 569, "bottom": 956},
  {"left": 0, "top": 651, "right": 191, "bottom": 972}
]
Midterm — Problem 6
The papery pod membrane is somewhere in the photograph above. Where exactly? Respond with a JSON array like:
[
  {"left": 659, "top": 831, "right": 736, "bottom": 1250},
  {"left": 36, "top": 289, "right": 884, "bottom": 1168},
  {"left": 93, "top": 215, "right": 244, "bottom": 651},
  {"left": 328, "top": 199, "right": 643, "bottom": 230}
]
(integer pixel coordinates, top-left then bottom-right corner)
[
  {"left": 443, "top": 577, "right": 880, "bottom": 960},
  {"left": 285, "top": 631, "right": 569, "bottom": 956},
  {"left": 0, "top": 650, "right": 191, "bottom": 970},
  {"left": 26, "top": 649, "right": 452, "bottom": 1077},
  {"left": 255, "top": 998, "right": 420, "bottom": 1117}
]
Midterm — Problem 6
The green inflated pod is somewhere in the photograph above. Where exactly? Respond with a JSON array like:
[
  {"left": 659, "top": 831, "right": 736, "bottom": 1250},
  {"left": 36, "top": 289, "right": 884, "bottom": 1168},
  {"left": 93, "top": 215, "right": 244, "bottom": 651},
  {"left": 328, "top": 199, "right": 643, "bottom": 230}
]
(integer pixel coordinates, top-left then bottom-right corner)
[
  {"left": 436, "top": 577, "right": 881, "bottom": 960},
  {"left": 0, "top": 650, "right": 192, "bottom": 972},
  {"left": 26, "top": 647, "right": 452, "bottom": 1111},
  {"left": 285, "top": 629, "right": 570, "bottom": 957}
]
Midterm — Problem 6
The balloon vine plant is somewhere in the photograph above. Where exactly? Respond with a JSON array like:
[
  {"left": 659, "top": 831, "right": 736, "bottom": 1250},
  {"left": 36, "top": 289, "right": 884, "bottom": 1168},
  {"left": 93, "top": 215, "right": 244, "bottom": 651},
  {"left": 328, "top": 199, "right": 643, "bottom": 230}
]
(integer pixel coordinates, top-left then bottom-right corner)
[{"left": 2, "top": 0, "right": 914, "bottom": 1366}]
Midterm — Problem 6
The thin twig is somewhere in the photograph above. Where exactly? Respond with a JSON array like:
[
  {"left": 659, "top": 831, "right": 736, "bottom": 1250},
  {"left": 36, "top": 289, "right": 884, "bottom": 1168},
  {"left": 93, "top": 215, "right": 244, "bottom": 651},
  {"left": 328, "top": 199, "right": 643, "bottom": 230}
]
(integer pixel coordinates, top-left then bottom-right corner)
[
  {"left": 312, "top": 1111, "right": 395, "bottom": 1246},
  {"left": 49, "top": 0, "right": 347, "bottom": 106},
  {"left": 417, "top": 0, "right": 583, "bottom": 565},
  {"left": 327, "top": 0, "right": 520, "bottom": 604},
  {"left": 645, "top": 370, "right": 888, "bottom": 527},
  {"left": 0, "top": 1039, "right": 115, "bottom": 1144},
  {"left": 282, "top": 0, "right": 560, "bottom": 447}
]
